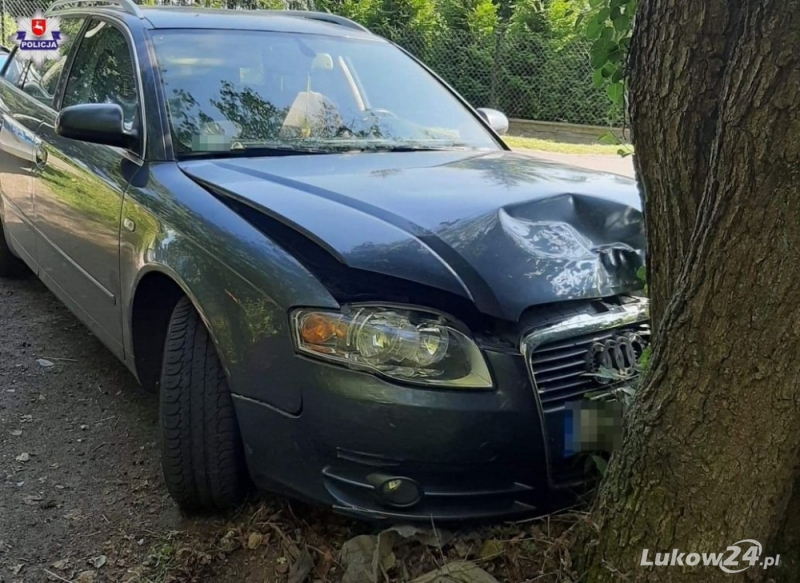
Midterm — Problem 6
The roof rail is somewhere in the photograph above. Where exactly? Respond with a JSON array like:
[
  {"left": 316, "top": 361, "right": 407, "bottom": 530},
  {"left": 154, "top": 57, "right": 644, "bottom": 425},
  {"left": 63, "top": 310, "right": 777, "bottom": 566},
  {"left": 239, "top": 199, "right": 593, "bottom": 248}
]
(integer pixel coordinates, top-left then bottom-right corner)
[
  {"left": 47, "top": 0, "right": 143, "bottom": 18},
  {"left": 264, "top": 10, "right": 370, "bottom": 33}
]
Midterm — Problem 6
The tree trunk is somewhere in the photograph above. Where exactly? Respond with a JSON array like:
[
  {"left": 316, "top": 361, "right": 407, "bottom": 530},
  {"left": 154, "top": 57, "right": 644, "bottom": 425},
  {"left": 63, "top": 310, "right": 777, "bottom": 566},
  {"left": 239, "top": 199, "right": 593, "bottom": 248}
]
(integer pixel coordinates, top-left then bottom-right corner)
[
  {"left": 626, "top": 0, "right": 731, "bottom": 333},
  {"left": 574, "top": 1, "right": 800, "bottom": 582}
]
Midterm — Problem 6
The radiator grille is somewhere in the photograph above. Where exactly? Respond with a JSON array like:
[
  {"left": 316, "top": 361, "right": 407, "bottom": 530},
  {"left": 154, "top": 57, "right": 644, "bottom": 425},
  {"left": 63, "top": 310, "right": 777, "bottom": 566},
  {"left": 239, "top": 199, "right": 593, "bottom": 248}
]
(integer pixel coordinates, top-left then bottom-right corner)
[
  {"left": 528, "top": 322, "right": 650, "bottom": 412},
  {"left": 522, "top": 304, "right": 651, "bottom": 487}
]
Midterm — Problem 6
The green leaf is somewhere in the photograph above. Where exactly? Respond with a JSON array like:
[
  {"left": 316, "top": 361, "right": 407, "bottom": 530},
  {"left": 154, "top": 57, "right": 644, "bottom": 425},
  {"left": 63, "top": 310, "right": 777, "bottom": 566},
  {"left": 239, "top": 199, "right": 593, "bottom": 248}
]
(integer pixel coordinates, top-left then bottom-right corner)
[
  {"left": 613, "top": 11, "right": 632, "bottom": 32},
  {"left": 607, "top": 82, "right": 625, "bottom": 105},
  {"left": 589, "top": 0, "right": 605, "bottom": 6},
  {"left": 607, "top": 48, "right": 625, "bottom": 63},
  {"left": 591, "top": 48, "right": 610, "bottom": 69},
  {"left": 611, "top": 67, "right": 624, "bottom": 83},
  {"left": 638, "top": 346, "right": 652, "bottom": 370},
  {"left": 592, "top": 37, "right": 610, "bottom": 54},
  {"left": 598, "top": 130, "right": 621, "bottom": 145},
  {"left": 592, "top": 68, "right": 605, "bottom": 87},
  {"left": 596, "top": 7, "right": 611, "bottom": 21},
  {"left": 591, "top": 455, "right": 608, "bottom": 476},
  {"left": 600, "top": 25, "right": 615, "bottom": 41},
  {"left": 586, "top": 17, "right": 604, "bottom": 40},
  {"left": 601, "top": 62, "right": 615, "bottom": 78}
]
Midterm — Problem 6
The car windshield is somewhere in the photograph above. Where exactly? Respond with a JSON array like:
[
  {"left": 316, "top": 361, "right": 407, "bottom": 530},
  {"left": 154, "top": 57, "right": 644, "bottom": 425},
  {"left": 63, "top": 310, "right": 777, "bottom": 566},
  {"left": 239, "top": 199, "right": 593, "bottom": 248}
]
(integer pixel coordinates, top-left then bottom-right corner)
[{"left": 150, "top": 29, "right": 501, "bottom": 156}]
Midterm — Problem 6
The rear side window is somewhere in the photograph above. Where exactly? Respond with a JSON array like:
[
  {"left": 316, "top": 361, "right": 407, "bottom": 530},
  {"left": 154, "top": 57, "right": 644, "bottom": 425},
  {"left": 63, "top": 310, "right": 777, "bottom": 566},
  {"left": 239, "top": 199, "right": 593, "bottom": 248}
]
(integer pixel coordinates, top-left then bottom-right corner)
[{"left": 62, "top": 19, "right": 138, "bottom": 130}]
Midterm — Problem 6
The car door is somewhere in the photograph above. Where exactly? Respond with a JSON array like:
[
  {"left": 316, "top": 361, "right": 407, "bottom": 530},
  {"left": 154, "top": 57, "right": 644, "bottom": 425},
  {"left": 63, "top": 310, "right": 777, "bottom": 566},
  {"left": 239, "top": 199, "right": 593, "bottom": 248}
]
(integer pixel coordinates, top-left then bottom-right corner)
[
  {"left": 0, "top": 17, "right": 88, "bottom": 271},
  {"left": 34, "top": 17, "right": 143, "bottom": 358},
  {"left": 0, "top": 48, "right": 46, "bottom": 270}
]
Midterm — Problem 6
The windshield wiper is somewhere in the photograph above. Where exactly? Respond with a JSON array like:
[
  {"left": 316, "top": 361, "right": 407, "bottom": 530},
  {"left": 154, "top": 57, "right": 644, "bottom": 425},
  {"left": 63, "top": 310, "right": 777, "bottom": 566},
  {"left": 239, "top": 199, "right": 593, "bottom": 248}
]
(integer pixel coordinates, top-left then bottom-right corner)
[
  {"left": 177, "top": 140, "right": 476, "bottom": 159},
  {"left": 229, "top": 141, "right": 336, "bottom": 155},
  {"left": 177, "top": 145, "right": 335, "bottom": 160},
  {"left": 359, "top": 144, "right": 473, "bottom": 152}
]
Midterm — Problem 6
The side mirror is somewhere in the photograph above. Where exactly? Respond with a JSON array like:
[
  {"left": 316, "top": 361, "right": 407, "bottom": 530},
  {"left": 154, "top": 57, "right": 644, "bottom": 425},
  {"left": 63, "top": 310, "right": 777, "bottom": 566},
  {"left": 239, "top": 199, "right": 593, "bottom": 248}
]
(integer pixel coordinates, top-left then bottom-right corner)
[
  {"left": 476, "top": 107, "right": 509, "bottom": 136},
  {"left": 56, "top": 103, "right": 139, "bottom": 151}
]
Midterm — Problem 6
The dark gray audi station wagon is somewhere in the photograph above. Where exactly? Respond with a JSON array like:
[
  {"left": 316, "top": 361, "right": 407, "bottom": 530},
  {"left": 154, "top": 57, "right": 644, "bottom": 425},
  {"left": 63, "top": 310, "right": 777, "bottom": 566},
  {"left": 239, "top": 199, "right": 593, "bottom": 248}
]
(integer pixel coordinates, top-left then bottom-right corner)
[{"left": 0, "top": 0, "right": 648, "bottom": 521}]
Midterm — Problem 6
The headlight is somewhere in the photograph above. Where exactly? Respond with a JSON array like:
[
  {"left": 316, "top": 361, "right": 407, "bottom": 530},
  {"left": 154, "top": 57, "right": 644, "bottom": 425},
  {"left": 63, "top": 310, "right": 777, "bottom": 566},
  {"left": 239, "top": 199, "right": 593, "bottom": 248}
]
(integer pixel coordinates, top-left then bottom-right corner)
[{"left": 291, "top": 306, "right": 493, "bottom": 389}]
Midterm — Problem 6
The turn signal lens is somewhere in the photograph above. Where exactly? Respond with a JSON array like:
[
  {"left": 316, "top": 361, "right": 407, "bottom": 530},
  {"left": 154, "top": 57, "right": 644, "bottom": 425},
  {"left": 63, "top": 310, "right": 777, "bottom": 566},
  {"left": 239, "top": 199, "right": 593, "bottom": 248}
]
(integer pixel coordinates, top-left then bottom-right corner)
[
  {"left": 291, "top": 306, "right": 492, "bottom": 389},
  {"left": 298, "top": 312, "right": 338, "bottom": 344}
]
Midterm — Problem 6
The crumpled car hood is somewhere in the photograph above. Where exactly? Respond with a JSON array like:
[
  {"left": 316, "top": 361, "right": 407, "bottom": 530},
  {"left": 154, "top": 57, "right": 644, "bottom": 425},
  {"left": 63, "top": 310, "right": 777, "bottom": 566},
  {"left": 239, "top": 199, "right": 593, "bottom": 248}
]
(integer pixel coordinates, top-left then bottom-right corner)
[{"left": 179, "top": 150, "right": 644, "bottom": 321}]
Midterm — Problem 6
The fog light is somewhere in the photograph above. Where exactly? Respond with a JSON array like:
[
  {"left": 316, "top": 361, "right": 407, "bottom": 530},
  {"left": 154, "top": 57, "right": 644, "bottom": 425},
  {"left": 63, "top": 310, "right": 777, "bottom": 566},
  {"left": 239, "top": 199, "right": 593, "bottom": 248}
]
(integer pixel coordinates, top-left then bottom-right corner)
[{"left": 371, "top": 475, "right": 422, "bottom": 508}]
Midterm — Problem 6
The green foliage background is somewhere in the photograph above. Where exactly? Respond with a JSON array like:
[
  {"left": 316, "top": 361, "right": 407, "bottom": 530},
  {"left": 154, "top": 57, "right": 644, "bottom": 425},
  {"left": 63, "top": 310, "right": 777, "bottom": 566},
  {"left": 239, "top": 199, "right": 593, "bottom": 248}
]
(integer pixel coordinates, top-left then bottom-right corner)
[
  {"left": 140, "top": 0, "right": 625, "bottom": 126},
  {"left": 577, "top": 0, "right": 634, "bottom": 110},
  {"left": 322, "top": 0, "right": 625, "bottom": 125},
  {"left": 3, "top": 0, "right": 627, "bottom": 125}
]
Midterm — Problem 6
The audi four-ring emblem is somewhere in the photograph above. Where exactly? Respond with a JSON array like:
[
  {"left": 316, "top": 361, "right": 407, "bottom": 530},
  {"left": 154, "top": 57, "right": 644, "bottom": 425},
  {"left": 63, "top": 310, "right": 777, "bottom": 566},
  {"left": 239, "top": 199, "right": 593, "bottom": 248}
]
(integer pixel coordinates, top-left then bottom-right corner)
[{"left": 588, "top": 333, "right": 647, "bottom": 383}]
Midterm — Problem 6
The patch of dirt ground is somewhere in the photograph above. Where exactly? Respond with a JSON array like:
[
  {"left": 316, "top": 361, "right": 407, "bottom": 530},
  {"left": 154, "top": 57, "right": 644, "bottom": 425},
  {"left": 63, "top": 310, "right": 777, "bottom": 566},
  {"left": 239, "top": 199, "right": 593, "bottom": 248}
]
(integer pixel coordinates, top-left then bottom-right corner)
[{"left": 0, "top": 273, "right": 580, "bottom": 583}]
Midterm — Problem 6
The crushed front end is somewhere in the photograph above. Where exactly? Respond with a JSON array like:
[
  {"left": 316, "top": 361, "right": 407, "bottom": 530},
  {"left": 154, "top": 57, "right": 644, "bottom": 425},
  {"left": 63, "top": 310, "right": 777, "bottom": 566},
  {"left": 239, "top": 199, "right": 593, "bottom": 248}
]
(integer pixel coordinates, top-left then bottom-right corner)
[{"left": 233, "top": 295, "right": 649, "bottom": 522}]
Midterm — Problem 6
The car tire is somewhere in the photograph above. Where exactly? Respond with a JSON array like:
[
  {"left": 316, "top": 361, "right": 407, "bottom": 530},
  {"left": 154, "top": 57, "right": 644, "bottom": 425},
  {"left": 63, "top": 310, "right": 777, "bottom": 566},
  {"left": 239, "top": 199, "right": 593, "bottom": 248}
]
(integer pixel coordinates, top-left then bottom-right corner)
[
  {"left": 159, "top": 296, "right": 250, "bottom": 512},
  {"left": 0, "top": 217, "right": 26, "bottom": 277}
]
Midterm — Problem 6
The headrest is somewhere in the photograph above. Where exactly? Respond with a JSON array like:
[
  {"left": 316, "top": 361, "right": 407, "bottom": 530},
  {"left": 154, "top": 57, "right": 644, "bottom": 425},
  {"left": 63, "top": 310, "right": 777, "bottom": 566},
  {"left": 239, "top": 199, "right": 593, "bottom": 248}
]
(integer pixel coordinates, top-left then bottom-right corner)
[{"left": 311, "top": 53, "right": 334, "bottom": 71}]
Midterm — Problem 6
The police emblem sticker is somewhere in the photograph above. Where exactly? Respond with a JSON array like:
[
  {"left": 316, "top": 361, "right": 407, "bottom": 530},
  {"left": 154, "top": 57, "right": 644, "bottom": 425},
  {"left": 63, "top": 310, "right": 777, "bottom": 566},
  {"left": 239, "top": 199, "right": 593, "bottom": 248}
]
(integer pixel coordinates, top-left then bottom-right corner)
[{"left": 12, "top": 11, "right": 65, "bottom": 69}]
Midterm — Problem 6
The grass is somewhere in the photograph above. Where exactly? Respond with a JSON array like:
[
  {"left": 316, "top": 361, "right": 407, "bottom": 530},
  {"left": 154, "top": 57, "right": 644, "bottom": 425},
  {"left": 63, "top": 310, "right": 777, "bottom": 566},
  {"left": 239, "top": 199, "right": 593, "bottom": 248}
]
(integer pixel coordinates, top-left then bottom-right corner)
[{"left": 503, "top": 135, "right": 633, "bottom": 156}]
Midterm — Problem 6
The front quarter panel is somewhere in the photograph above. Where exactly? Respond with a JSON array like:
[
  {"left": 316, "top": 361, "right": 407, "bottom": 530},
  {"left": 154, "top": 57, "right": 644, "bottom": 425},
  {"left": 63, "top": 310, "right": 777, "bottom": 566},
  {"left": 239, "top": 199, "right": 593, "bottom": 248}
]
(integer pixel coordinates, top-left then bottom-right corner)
[{"left": 121, "top": 162, "right": 340, "bottom": 414}]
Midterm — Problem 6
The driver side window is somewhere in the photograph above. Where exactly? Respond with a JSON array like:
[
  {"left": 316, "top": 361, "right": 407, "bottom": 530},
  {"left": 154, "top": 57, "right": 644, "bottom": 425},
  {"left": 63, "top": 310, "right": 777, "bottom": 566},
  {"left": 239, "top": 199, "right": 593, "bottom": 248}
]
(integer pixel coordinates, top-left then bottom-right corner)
[{"left": 62, "top": 19, "right": 139, "bottom": 135}]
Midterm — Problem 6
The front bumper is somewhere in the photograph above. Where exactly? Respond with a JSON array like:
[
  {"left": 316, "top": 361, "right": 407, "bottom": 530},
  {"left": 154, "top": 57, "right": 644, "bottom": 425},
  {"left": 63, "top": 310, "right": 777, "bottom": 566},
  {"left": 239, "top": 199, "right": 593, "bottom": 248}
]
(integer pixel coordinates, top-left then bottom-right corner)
[
  {"left": 233, "top": 349, "right": 579, "bottom": 522},
  {"left": 233, "top": 298, "right": 649, "bottom": 522}
]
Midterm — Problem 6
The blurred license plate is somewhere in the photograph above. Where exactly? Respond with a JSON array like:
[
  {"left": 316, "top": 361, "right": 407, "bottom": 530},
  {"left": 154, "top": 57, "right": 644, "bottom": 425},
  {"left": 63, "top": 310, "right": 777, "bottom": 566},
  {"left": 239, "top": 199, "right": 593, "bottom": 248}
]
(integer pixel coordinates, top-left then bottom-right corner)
[{"left": 562, "top": 399, "right": 624, "bottom": 457}]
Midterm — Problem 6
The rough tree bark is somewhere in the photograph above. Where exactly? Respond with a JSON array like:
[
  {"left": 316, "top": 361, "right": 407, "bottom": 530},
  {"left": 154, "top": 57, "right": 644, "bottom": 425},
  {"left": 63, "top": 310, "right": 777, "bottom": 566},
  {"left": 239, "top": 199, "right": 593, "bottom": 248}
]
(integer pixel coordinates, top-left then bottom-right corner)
[
  {"left": 573, "top": 1, "right": 800, "bottom": 582},
  {"left": 626, "top": 0, "right": 732, "bottom": 333}
]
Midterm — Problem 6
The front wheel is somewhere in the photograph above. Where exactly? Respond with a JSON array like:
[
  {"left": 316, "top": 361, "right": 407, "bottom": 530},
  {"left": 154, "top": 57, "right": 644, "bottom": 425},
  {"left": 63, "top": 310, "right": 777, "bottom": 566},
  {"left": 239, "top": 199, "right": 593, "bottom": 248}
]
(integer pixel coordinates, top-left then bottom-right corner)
[{"left": 159, "top": 296, "right": 250, "bottom": 512}]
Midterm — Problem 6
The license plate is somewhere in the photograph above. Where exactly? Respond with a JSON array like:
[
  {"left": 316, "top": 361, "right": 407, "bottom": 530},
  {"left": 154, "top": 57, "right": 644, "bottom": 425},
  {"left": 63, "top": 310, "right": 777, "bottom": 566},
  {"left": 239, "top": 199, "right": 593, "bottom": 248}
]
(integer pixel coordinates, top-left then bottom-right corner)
[{"left": 562, "top": 399, "right": 624, "bottom": 457}]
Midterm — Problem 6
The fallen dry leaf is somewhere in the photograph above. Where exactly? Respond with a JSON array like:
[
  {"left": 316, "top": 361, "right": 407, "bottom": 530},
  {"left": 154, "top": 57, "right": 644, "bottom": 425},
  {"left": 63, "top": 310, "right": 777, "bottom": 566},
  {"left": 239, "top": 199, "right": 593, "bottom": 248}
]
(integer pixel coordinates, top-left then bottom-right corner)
[
  {"left": 51, "top": 558, "right": 71, "bottom": 571},
  {"left": 88, "top": 555, "right": 107, "bottom": 569},
  {"left": 479, "top": 539, "right": 504, "bottom": 560},
  {"left": 246, "top": 531, "right": 263, "bottom": 550},
  {"left": 75, "top": 570, "right": 97, "bottom": 583},
  {"left": 412, "top": 561, "right": 500, "bottom": 583},
  {"left": 287, "top": 548, "right": 314, "bottom": 583}
]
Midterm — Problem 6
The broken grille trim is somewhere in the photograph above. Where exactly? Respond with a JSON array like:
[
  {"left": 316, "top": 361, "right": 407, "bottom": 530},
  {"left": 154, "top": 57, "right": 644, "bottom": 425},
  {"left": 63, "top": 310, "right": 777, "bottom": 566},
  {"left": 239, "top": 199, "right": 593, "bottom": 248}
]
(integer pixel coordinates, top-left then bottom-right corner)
[{"left": 520, "top": 298, "right": 650, "bottom": 488}]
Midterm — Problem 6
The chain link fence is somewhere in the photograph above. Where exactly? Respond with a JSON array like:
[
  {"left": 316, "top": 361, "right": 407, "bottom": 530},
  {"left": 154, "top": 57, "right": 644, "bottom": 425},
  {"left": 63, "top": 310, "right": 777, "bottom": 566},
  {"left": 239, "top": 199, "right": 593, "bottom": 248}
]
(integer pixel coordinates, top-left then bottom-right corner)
[
  {"left": 0, "top": 0, "right": 623, "bottom": 127},
  {"left": 373, "top": 25, "right": 622, "bottom": 127}
]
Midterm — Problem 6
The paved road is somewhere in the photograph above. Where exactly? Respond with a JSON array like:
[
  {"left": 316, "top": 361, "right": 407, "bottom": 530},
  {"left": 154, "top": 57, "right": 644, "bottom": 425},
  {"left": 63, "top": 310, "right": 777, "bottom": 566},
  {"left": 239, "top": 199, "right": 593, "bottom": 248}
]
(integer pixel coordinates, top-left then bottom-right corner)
[{"left": 520, "top": 151, "right": 636, "bottom": 179}]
